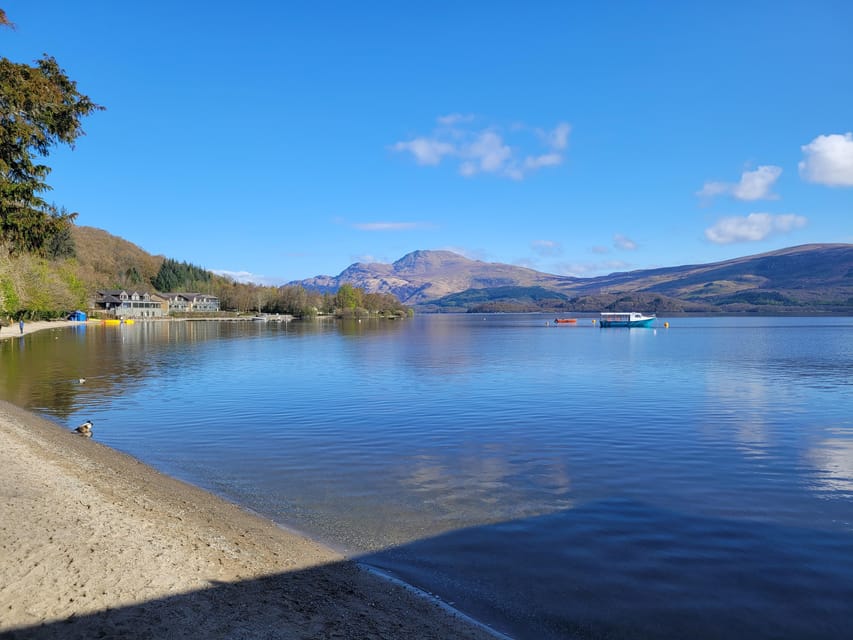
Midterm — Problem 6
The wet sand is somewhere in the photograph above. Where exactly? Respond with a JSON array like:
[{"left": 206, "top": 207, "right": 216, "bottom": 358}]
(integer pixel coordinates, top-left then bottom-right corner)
[{"left": 0, "top": 395, "right": 498, "bottom": 638}]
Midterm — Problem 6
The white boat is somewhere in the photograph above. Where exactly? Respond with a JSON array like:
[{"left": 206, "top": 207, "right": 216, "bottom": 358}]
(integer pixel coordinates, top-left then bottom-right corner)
[{"left": 599, "top": 312, "right": 656, "bottom": 328}]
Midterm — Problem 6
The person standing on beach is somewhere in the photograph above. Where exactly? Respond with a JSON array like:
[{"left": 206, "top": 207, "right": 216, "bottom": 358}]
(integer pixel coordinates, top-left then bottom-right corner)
[{"left": 19, "top": 319, "right": 24, "bottom": 334}]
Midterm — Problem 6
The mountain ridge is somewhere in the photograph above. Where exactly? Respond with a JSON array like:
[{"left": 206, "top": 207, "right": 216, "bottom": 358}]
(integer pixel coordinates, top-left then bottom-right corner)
[{"left": 289, "top": 243, "right": 853, "bottom": 313}]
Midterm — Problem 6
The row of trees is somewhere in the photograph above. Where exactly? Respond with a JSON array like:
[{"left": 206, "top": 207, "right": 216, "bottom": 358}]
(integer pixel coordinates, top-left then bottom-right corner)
[
  {"left": 151, "top": 258, "right": 212, "bottom": 293},
  {"left": 206, "top": 279, "right": 410, "bottom": 317}
]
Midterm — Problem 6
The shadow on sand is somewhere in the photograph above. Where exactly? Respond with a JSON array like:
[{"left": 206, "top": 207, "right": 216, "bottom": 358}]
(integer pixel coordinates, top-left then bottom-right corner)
[
  {"left": 5, "top": 498, "right": 853, "bottom": 640},
  {"left": 0, "top": 556, "right": 489, "bottom": 640}
]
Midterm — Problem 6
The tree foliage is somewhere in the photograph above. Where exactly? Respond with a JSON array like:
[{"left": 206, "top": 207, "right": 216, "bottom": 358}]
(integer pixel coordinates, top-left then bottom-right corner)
[
  {"left": 334, "top": 283, "right": 361, "bottom": 310},
  {"left": 0, "top": 52, "right": 103, "bottom": 257},
  {"left": 152, "top": 258, "right": 212, "bottom": 292}
]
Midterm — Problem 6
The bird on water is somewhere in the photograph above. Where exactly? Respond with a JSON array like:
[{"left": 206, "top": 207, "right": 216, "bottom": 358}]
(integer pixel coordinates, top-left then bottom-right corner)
[{"left": 74, "top": 420, "right": 94, "bottom": 437}]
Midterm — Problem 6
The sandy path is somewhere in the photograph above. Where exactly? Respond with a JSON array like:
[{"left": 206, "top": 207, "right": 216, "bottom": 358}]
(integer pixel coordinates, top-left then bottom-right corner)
[{"left": 0, "top": 401, "right": 499, "bottom": 639}]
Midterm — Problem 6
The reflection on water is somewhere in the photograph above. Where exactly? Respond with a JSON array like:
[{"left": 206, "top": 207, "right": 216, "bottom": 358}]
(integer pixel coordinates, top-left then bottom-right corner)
[
  {"left": 807, "top": 430, "right": 853, "bottom": 496},
  {"left": 2, "top": 315, "right": 852, "bottom": 639}
]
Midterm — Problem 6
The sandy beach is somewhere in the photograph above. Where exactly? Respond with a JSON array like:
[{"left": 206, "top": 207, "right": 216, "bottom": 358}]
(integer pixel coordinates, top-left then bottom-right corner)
[
  {"left": 0, "top": 321, "right": 499, "bottom": 639},
  {"left": 0, "top": 319, "right": 84, "bottom": 340}
]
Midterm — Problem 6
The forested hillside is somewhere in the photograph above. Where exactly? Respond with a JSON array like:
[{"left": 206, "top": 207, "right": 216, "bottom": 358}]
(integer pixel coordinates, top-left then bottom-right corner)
[{"left": 0, "top": 225, "right": 409, "bottom": 319}]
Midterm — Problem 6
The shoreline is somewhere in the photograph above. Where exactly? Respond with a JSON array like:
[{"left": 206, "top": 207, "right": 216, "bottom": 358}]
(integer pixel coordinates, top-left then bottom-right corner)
[
  {"left": 0, "top": 319, "right": 85, "bottom": 340},
  {"left": 0, "top": 400, "right": 500, "bottom": 638}
]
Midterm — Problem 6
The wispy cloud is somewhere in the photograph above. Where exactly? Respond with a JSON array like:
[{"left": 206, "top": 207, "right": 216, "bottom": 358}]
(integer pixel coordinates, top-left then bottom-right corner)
[
  {"left": 212, "top": 269, "right": 283, "bottom": 286},
  {"left": 436, "top": 113, "right": 475, "bottom": 126},
  {"left": 351, "top": 221, "right": 434, "bottom": 231},
  {"left": 538, "top": 122, "right": 571, "bottom": 150},
  {"left": 799, "top": 133, "right": 853, "bottom": 187},
  {"left": 459, "top": 131, "right": 513, "bottom": 176},
  {"left": 391, "top": 138, "right": 454, "bottom": 165},
  {"left": 554, "top": 260, "right": 631, "bottom": 277},
  {"left": 351, "top": 254, "right": 379, "bottom": 264},
  {"left": 704, "top": 213, "right": 807, "bottom": 244},
  {"left": 697, "top": 165, "right": 782, "bottom": 201},
  {"left": 392, "top": 116, "right": 571, "bottom": 180},
  {"left": 530, "top": 239, "right": 563, "bottom": 257},
  {"left": 613, "top": 234, "right": 638, "bottom": 251}
]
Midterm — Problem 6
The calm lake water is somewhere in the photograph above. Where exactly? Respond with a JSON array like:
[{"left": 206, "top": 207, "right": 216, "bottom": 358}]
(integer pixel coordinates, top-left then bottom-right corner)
[{"left": 2, "top": 315, "right": 852, "bottom": 639}]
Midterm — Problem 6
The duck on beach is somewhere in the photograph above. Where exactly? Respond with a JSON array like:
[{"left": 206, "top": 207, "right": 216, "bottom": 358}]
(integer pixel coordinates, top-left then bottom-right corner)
[{"left": 74, "top": 420, "right": 94, "bottom": 437}]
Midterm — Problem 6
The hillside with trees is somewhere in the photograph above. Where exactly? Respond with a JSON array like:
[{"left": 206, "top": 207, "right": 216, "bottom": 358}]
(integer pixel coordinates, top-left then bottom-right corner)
[{"left": 2, "top": 224, "right": 409, "bottom": 319}]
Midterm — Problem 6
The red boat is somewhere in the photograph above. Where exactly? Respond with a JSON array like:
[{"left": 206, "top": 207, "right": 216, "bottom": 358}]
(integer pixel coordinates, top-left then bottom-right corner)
[{"left": 554, "top": 318, "right": 577, "bottom": 324}]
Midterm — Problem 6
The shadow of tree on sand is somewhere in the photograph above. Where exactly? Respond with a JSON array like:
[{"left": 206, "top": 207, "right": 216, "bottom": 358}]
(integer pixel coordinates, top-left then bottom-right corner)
[{"left": 0, "top": 557, "right": 492, "bottom": 640}]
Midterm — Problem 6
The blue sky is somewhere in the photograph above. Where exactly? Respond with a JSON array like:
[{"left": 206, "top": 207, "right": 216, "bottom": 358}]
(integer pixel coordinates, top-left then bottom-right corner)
[{"left": 3, "top": 1, "right": 852, "bottom": 285}]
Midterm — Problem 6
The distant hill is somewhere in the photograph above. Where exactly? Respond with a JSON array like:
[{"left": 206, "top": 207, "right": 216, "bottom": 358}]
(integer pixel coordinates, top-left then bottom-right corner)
[{"left": 289, "top": 244, "right": 853, "bottom": 313}]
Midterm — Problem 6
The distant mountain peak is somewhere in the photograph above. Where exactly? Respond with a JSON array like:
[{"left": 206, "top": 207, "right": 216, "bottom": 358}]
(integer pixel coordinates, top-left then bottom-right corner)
[{"left": 392, "top": 250, "right": 475, "bottom": 273}]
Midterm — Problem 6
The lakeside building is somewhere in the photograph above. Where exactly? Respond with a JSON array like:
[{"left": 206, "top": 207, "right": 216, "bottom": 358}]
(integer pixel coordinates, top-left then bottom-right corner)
[
  {"left": 160, "top": 293, "right": 220, "bottom": 313},
  {"left": 94, "top": 290, "right": 167, "bottom": 318},
  {"left": 94, "top": 291, "right": 220, "bottom": 318}
]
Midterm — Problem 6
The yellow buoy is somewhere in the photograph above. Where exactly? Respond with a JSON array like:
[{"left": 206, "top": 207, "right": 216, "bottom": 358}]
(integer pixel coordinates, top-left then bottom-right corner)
[{"left": 664, "top": 322, "right": 670, "bottom": 328}]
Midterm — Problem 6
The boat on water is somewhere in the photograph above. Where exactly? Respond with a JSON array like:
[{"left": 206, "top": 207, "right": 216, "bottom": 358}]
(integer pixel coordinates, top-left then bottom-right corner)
[
  {"left": 554, "top": 318, "right": 577, "bottom": 324},
  {"left": 599, "top": 312, "right": 656, "bottom": 328}
]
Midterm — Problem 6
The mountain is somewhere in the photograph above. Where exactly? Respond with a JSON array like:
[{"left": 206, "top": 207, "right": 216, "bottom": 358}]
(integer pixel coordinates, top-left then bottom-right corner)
[
  {"left": 295, "top": 250, "right": 576, "bottom": 305},
  {"left": 289, "top": 244, "right": 853, "bottom": 313}
]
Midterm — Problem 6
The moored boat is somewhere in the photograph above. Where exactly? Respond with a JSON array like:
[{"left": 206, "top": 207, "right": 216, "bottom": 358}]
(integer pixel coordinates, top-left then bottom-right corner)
[
  {"left": 102, "top": 318, "right": 135, "bottom": 326},
  {"left": 554, "top": 318, "right": 577, "bottom": 324},
  {"left": 599, "top": 312, "right": 656, "bottom": 328}
]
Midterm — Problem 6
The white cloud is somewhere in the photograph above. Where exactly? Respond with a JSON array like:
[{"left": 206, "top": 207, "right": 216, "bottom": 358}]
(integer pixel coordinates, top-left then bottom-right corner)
[
  {"left": 696, "top": 181, "right": 730, "bottom": 198},
  {"left": 212, "top": 269, "right": 282, "bottom": 286},
  {"left": 697, "top": 165, "right": 782, "bottom": 201},
  {"left": 799, "top": 133, "right": 853, "bottom": 186},
  {"left": 463, "top": 131, "right": 512, "bottom": 174},
  {"left": 437, "top": 113, "right": 475, "bottom": 126},
  {"left": 732, "top": 165, "right": 782, "bottom": 200},
  {"left": 531, "top": 239, "right": 563, "bottom": 256},
  {"left": 391, "top": 138, "right": 454, "bottom": 165},
  {"left": 555, "top": 260, "right": 631, "bottom": 277},
  {"left": 704, "top": 213, "right": 807, "bottom": 244},
  {"left": 352, "top": 254, "right": 379, "bottom": 264},
  {"left": 538, "top": 122, "right": 571, "bottom": 150},
  {"left": 525, "top": 153, "right": 563, "bottom": 170},
  {"left": 391, "top": 117, "right": 570, "bottom": 180},
  {"left": 613, "top": 234, "right": 638, "bottom": 251}
]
